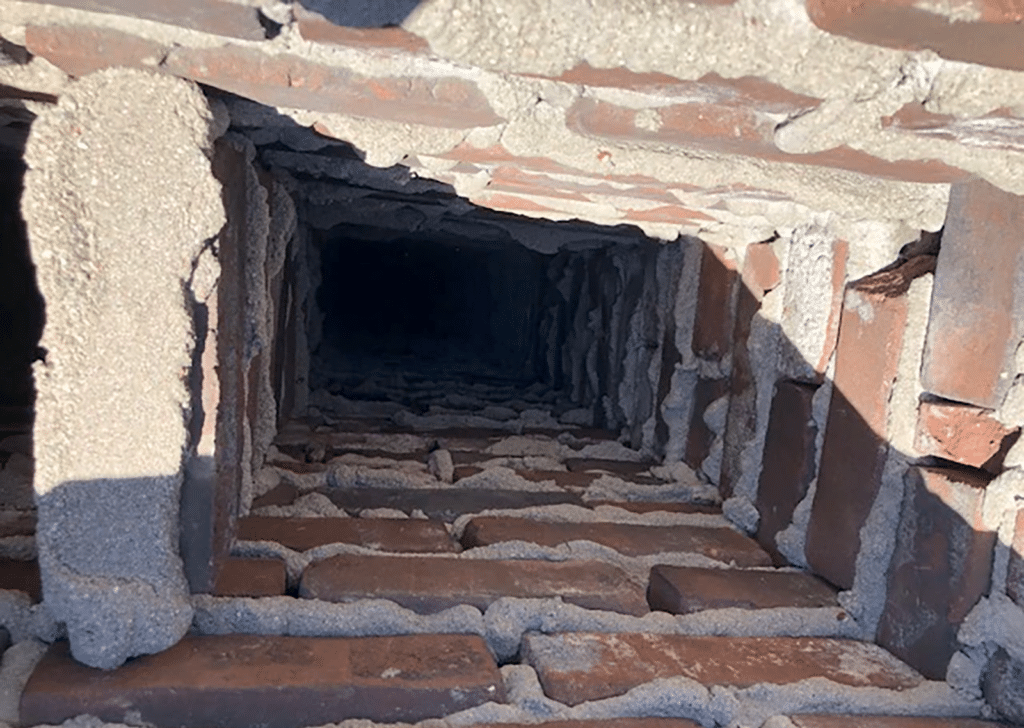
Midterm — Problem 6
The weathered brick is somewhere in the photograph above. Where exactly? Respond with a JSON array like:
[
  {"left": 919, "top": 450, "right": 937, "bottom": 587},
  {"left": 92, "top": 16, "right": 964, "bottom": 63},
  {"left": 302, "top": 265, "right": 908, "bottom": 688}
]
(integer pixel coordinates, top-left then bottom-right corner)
[
  {"left": 462, "top": 518, "right": 771, "bottom": 565},
  {"left": 322, "top": 487, "right": 582, "bottom": 522},
  {"left": 523, "top": 633, "right": 922, "bottom": 706},
  {"left": 805, "top": 256, "right": 936, "bottom": 589},
  {"left": 237, "top": 516, "right": 457, "bottom": 553},
  {"left": 21, "top": 634, "right": 505, "bottom": 727},
  {"left": 300, "top": 554, "right": 648, "bottom": 616},
  {"left": 294, "top": 5, "right": 430, "bottom": 53},
  {"left": 787, "top": 715, "right": 1013, "bottom": 728},
  {"left": 647, "top": 565, "right": 838, "bottom": 614},
  {"left": 755, "top": 381, "right": 819, "bottom": 564},
  {"left": 916, "top": 400, "right": 1020, "bottom": 472},
  {"left": 684, "top": 377, "right": 730, "bottom": 471},
  {"left": 567, "top": 97, "right": 967, "bottom": 184},
  {"left": 211, "top": 558, "right": 286, "bottom": 598},
  {"left": 921, "top": 178, "right": 1024, "bottom": 409},
  {"left": 0, "top": 558, "right": 40, "bottom": 602},
  {"left": 1009, "top": 509, "right": 1024, "bottom": 607},
  {"left": 806, "top": 0, "right": 1024, "bottom": 72},
  {"left": 742, "top": 241, "right": 781, "bottom": 298},
  {"left": 692, "top": 243, "right": 739, "bottom": 360},
  {"left": 877, "top": 466, "right": 996, "bottom": 679},
  {"left": 20, "top": 0, "right": 267, "bottom": 40},
  {"left": 162, "top": 46, "right": 504, "bottom": 129},
  {"left": 25, "top": 26, "right": 169, "bottom": 78}
]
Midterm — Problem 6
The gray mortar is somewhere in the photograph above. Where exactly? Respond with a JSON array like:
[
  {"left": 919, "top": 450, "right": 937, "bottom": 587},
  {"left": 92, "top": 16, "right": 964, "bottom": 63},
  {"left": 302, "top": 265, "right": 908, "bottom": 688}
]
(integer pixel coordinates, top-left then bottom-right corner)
[
  {"left": 729, "top": 285, "right": 786, "bottom": 511},
  {"left": 582, "top": 475, "right": 720, "bottom": 505},
  {"left": 22, "top": 69, "right": 224, "bottom": 668},
  {"left": 837, "top": 449, "right": 910, "bottom": 640},
  {"left": 661, "top": 240, "right": 703, "bottom": 462},
  {"left": 0, "top": 639, "right": 47, "bottom": 723}
]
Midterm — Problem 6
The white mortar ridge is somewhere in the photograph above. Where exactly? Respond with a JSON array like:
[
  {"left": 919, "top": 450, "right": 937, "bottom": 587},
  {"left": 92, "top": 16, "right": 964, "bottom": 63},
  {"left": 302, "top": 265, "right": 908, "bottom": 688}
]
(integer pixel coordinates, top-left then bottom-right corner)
[
  {"left": 450, "top": 503, "right": 731, "bottom": 538},
  {"left": 0, "top": 639, "right": 48, "bottom": 724},
  {"left": 23, "top": 68, "right": 224, "bottom": 669},
  {"left": 583, "top": 475, "right": 720, "bottom": 505}
]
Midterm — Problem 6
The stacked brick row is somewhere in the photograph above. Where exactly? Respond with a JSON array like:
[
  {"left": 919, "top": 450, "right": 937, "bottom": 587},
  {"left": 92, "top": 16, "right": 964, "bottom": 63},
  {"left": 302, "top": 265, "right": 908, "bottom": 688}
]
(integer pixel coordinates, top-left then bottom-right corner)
[
  {"left": 536, "top": 239, "right": 682, "bottom": 449},
  {"left": 681, "top": 178, "right": 1024, "bottom": 718}
]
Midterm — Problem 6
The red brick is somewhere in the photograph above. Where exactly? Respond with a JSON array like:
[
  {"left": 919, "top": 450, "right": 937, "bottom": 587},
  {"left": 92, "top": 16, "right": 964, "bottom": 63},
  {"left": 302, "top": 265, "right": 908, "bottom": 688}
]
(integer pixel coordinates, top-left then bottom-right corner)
[
  {"left": 162, "top": 45, "right": 503, "bottom": 129},
  {"left": 515, "top": 469, "right": 603, "bottom": 487},
  {"left": 684, "top": 376, "right": 730, "bottom": 471},
  {"left": 742, "top": 241, "right": 781, "bottom": 298},
  {"left": 806, "top": 0, "right": 1024, "bottom": 72},
  {"left": 251, "top": 482, "right": 299, "bottom": 509},
  {"left": 692, "top": 242, "right": 739, "bottom": 360},
  {"left": 237, "top": 516, "right": 457, "bottom": 553},
  {"left": 21, "top": 0, "right": 267, "bottom": 40},
  {"left": 587, "top": 501, "right": 721, "bottom": 515},
  {"left": 806, "top": 256, "right": 936, "bottom": 589},
  {"left": 916, "top": 400, "right": 1020, "bottom": 472},
  {"left": 788, "top": 716, "right": 1013, "bottom": 728},
  {"left": 21, "top": 634, "right": 504, "bottom": 727},
  {"left": 294, "top": 6, "right": 430, "bottom": 53},
  {"left": 523, "top": 633, "right": 923, "bottom": 706},
  {"left": 921, "top": 178, "right": 1024, "bottom": 409},
  {"left": 755, "top": 381, "right": 820, "bottom": 564},
  {"left": 25, "top": 26, "right": 169, "bottom": 78},
  {"left": 567, "top": 97, "right": 968, "bottom": 184},
  {"left": 0, "top": 559, "right": 40, "bottom": 602},
  {"left": 211, "top": 558, "right": 286, "bottom": 597},
  {"left": 300, "top": 554, "right": 648, "bottom": 616},
  {"left": 462, "top": 518, "right": 770, "bottom": 565},
  {"left": 647, "top": 565, "right": 838, "bottom": 613},
  {"left": 0, "top": 511, "right": 34, "bottom": 537},
  {"left": 1009, "top": 509, "right": 1024, "bottom": 607},
  {"left": 878, "top": 466, "right": 997, "bottom": 678}
]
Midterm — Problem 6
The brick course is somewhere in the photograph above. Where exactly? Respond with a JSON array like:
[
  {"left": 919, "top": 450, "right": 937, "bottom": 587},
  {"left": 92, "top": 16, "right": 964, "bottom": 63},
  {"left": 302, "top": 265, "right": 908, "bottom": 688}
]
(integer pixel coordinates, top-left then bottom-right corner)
[
  {"left": 300, "top": 554, "right": 648, "bottom": 616},
  {"left": 915, "top": 400, "right": 1019, "bottom": 472},
  {"left": 754, "top": 381, "right": 820, "bottom": 564},
  {"left": 877, "top": 466, "right": 996, "bottom": 680},
  {"left": 237, "top": 516, "right": 457, "bottom": 553},
  {"left": 921, "top": 178, "right": 1024, "bottom": 410},
  {"left": 805, "top": 256, "right": 936, "bottom": 589},
  {"left": 22, "top": 635, "right": 505, "bottom": 727},
  {"left": 647, "top": 565, "right": 838, "bottom": 614},
  {"left": 523, "top": 633, "right": 922, "bottom": 706},
  {"left": 461, "top": 517, "right": 771, "bottom": 564}
]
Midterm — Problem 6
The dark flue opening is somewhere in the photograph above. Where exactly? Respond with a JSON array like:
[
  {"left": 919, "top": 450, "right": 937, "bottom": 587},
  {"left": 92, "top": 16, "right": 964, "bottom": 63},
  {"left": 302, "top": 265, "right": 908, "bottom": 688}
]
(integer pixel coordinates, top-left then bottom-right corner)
[{"left": 316, "top": 230, "right": 548, "bottom": 382}]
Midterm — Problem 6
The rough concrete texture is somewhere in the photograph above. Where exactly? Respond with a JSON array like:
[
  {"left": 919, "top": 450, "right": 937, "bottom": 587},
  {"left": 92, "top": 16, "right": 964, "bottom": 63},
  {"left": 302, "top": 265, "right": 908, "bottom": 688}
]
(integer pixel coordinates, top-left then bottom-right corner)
[
  {"left": 5, "top": 0, "right": 1002, "bottom": 254},
  {"left": 778, "top": 226, "right": 847, "bottom": 383},
  {"left": 22, "top": 69, "right": 225, "bottom": 668}
]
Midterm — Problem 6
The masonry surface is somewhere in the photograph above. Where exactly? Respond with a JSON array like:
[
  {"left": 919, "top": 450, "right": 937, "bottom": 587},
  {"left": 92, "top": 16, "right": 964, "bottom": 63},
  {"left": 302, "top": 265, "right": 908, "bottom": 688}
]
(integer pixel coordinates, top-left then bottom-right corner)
[{"left": 0, "top": 1, "right": 1022, "bottom": 728}]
